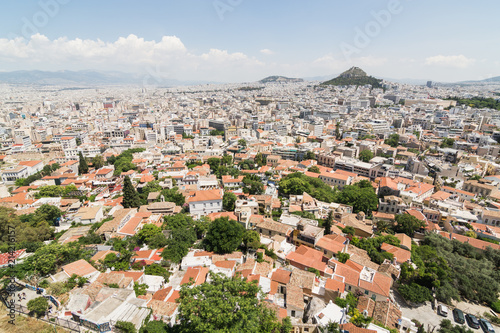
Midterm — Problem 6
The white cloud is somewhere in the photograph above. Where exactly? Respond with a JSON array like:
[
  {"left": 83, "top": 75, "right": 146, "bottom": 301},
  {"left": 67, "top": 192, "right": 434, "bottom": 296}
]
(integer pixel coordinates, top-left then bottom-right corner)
[
  {"left": 425, "top": 55, "right": 475, "bottom": 68},
  {"left": 260, "top": 48, "right": 274, "bottom": 55},
  {"left": 0, "top": 34, "right": 265, "bottom": 82}
]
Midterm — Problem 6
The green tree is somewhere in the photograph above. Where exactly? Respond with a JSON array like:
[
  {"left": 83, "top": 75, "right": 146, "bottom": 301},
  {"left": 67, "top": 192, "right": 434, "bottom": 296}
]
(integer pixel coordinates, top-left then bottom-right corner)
[
  {"left": 440, "top": 138, "right": 455, "bottom": 148},
  {"left": 238, "top": 139, "right": 247, "bottom": 147},
  {"left": 161, "top": 187, "right": 185, "bottom": 206},
  {"left": 336, "top": 251, "right": 350, "bottom": 264},
  {"left": 359, "top": 150, "right": 374, "bottom": 163},
  {"left": 34, "top": 204, "right": 63, "bottom": 225},
  {"left": 324, "top": 211, "right": 334, "bottom": 235},
  {"left": 384, "top": 134, "right": 400, "bottom": 148},
  {"left": 15, "top": 178, "right": 26, "bottom": 187},
  {"left": 308, "top": 166, "right": 320, "bottom": 173},
  {"left": 92, "top": 155, "right": 105, "bottom": 169},
  {"left": 123, "top": 176, "right": 141, "bottom": 208},
  {"left": 342, "top": 226, "right": 355, "bottom": 236},
  {"left": 134, "top": 281, "right": 148, "bottom": 296},
  {"left": 175, "top": 273, "right": 290, "bottom": 333},
  {"left": 223, "top": 191, "right": 237, "bottom": 211},
  {"left": 304, "top": 151, "right": 316, "bottom": 160},
  {"left": 27, "top": 296, "right": 48, "bottom": 317},
  {"left": 335, "top": 121, "right": 342, "bottom": 140},
  {"left": 221, "top": 154, "right": 233, "bottom": 166},
  {"left": 144, "top": 263, "right": 170, "bottom": 281},
  {"left": 398, "top": 282, "right": 433, "bottom": 303},
  {"left": 204, "top": 217, "right": 244, "bottom": 254},
  {"left": 394, "top": 214, "right": 426, "bottom": 236},
  {"left": 242, "top": 230, "right": 261, "bottom": 250},
  {"left": 242, "top": 175, "right": 264, "bottom": 195},
  {"left": 161, "top": 214, "right": 197, "bottom": 263},
  {"left": 254, "top": 153, "right": 266, "bottom": 167},
  {"left": 376, "top": 220, "right": 393, "bottom": 233},
  {"left": 207, "top": 157, "right": 221, "bottom": 174},
  {"left": 437, "top": 319, "right": 473, "bottom": 333},
  {"left": 139, "top": 320, "right": 170, "bottom": 332},
  {"left": 115, "top": 321, "right": 137, "bottom": 333},
  {"left": 335, "top": 184, "right": 378, "bottom": 215},
  {"left": 137, "top": 224, "right": 162, "bottom": 245},
  {"left": 78, "top": 151, "right": 88, "bottom": 175}
]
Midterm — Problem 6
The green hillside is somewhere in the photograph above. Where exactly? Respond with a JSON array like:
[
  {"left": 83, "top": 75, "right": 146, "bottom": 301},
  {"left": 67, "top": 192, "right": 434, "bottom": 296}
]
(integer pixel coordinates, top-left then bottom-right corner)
[{"left": 321, "top": 67, "right": 382, "bottom": 88}]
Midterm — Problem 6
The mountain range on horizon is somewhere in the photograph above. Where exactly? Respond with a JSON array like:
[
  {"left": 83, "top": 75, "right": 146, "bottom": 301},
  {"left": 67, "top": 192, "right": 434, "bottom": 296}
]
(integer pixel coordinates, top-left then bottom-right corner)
[{"left": 0, "top": 69, "right": 498, "bottom": 87}]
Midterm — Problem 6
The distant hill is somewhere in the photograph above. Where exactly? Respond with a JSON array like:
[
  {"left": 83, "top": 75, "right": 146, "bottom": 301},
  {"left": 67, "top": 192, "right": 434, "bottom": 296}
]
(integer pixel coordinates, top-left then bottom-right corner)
[
  {"left": 453, "top": 76, "right": 500, "bottom": 85},
  {"left": 0, "top": 70, "right": 215, "bottom": 87},
  {"left": 259, "top": 76, "right": 304, "bottom": 84},
  {"left": 321, "top": 67, "right": 383, "bottom": 88}
]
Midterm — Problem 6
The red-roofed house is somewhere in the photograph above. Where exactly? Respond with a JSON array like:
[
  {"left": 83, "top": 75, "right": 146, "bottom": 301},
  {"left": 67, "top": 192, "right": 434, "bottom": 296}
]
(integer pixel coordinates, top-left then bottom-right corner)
[
  {"left": 61, "top": 259, "right": 100, "bottom": 282},
  {"left": 0, "top": 249, "right": 26, "bottom": 268},
  {"left": 187, "top": 189, "right": 223, "bottom": 218},
  {"left": 285, "top": 245, "right": 333, "bottom": 277},
  {"left": 96, "top": 168, "right": 114, "bottom": 179}
]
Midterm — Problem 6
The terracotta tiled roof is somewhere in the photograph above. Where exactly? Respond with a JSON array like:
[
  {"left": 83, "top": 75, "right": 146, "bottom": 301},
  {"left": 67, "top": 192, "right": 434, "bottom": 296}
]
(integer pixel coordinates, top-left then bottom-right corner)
[
  {"left": 271, "top": 269, "right": 291, "bottom": 285},
  {"left": 62, "top": 259, "right": 98, "bottom": 277},
  {"left": 187, "top": 189, "right": 223, "bottom": 203}
]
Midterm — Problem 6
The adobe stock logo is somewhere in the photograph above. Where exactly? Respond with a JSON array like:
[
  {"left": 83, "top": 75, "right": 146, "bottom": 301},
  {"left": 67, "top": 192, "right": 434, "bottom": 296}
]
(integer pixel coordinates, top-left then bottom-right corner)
[
  {"left": 213, "top": 0, "right": 243, "bottom": 21},
  {"left": 142, "top": 64, "right": 171, "bottom": 90},
  {"left": 340, "top": 0, "right": 410, "bottom": 61},
  {"left": 9, "top": 0, "right": 71, "bottom": 40}
]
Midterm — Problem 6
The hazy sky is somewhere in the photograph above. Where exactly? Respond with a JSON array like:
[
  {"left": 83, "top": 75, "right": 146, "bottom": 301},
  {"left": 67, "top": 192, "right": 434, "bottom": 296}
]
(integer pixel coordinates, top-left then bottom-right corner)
[{"left": 0, "top": 0, "right": 498, "bottom": 82}]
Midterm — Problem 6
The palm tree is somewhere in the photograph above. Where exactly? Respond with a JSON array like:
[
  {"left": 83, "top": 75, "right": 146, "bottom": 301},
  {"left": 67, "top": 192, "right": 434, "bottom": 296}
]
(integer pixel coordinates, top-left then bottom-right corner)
[{"left": 376, "top": 220, "right": 392, "bottom": 233}]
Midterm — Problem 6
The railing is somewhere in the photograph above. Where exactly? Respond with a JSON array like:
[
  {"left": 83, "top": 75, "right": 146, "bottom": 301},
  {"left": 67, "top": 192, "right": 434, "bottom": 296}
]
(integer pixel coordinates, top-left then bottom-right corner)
[{"left": 10, "top": 303, "right": 81, "bottom": 332}]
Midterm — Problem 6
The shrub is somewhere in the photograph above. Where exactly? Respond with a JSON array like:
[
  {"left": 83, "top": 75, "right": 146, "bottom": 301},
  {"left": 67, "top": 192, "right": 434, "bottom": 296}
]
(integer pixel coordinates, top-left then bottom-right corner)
[
  {"left": 27, "top": 297, "right": 48, "bottom": 317},
  {"left": 491, "top": 299, "right": 500, "bottom": 313},
  {"left": 398, "top": 283, "right": 432, "bottom": 304}
]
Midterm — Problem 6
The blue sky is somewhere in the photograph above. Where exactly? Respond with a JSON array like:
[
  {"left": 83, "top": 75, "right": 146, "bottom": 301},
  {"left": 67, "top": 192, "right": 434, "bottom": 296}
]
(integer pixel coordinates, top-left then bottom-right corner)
[{"left": 0, "top": 0, "right": 498, "bottom": 82}]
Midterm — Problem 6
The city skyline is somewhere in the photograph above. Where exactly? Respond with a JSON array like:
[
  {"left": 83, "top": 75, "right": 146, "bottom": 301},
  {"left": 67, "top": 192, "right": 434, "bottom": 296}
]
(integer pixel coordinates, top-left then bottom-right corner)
[{"left": 0, "top": 1, "right": 499, "bottom": 83}]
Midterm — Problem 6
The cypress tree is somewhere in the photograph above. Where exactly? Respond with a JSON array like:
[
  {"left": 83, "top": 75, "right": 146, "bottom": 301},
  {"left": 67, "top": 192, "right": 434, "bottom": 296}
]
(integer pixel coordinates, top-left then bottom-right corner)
[
  {"left": 325, "top": 210, "right": 333, "bottom": 235},
  {"left": 123, "top": 176, "right": 140, "bottom": 208},
  {"left": 78, "top": 151, "right": 88, "bottom": 175}
]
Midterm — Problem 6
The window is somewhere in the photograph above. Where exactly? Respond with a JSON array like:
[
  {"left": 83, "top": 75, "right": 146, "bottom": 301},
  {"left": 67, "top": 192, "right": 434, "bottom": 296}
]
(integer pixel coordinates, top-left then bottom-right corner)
[
  {"left": 291, "top": 310, "right": 296, "bottom": 317},
  {"left": 364, "top": 290, "right": 369, "bottom": 295}
]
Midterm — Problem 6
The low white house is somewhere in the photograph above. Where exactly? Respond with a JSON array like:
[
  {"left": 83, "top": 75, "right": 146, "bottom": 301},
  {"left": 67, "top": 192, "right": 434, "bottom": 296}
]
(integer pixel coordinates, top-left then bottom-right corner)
[{"left": 187, "top": 189, "right": 223, "bottom": 218}]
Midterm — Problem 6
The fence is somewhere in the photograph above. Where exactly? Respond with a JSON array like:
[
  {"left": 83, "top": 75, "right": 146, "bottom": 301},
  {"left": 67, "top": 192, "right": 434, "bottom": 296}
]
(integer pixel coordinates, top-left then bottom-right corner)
[{"left": 11, "top": 303, "right": 81, "bottom": 332}]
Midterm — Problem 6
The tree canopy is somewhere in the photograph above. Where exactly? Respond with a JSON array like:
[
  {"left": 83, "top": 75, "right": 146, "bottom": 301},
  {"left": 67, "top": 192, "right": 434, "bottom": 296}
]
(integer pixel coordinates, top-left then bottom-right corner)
[
  {"left": 359, "top": 150, "right": 374, "bottom": 162},
  {"left": 398, "top": 233, "right": 500, "bottom": 305},
  {"left": 278, "top": 172, "right": 336, "bottom": 203},
  {"left": 123, "top": 176, "right": 141, "bottom": 208},
  {"left": 242, "top": 175, "right": 264, "bottom": 195},
  {"left": 27, "top": 296, "right": 48, "bottom": 317},
  {"left": 204, "top": 217, "right": 244, "bottom": 254},
  {"left": 384, "top": 134, "right": 399, "bottom": 148},
  {"left": 78, "top": 151, "right": 88, "bottom": 175},
  {"left": 393, "top": 214, "right": 426, "bottom": 236},
  {"left": 223, "top": 191, "right": 237, "bottom": 211},
  {"left": 335, "top": 183, "right": 378, "bottom": 215},
  {"left": 173, "top": 273, "right": 292, "bottom": 333}
]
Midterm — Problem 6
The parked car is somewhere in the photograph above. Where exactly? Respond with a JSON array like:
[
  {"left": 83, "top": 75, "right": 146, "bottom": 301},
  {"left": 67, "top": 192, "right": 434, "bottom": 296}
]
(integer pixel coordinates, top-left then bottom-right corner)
[
  {"left": 466, "top": 314, "right": 480, "bottom": 329},
  {"left": 479, "top": 318, "right": 495, "bottom": 333},
  {"left": 453, "top": 308, "right": 465, "bottom": 324},
  {"left": 438, "top": 305, "right": 449, "bottom": 317}
]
